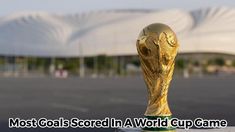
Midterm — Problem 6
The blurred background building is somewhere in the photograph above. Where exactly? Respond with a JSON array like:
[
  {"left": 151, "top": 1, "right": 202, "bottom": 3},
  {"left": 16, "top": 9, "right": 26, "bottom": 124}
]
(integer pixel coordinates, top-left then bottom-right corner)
[{"left": 1, "top": 1, "right": 235, "bottom": 78}]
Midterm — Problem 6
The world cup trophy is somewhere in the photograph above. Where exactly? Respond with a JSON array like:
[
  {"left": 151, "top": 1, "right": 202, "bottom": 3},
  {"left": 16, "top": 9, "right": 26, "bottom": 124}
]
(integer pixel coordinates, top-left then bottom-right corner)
[{"left": 136, "top": 23, "right": 179, "bottom": 131}]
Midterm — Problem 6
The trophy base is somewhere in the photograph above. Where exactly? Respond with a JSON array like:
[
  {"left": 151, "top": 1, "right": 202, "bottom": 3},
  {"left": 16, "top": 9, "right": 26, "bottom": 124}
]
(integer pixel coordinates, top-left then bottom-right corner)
[{"left": 143, "top": 115, "right": 175, "bottom": 131}]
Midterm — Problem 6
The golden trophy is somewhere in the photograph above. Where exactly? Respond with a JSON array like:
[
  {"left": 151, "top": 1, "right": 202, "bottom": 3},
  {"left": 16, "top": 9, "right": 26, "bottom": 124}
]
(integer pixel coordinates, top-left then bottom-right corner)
[{"left": 136, "top": 23, "right": 179, "bottom": 131}]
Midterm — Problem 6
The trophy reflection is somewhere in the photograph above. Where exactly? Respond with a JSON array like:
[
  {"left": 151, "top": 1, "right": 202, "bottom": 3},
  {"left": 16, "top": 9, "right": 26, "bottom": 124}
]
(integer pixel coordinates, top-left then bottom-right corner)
[{"left": 136, "top": 23, "right": 179, "bottom": 131}]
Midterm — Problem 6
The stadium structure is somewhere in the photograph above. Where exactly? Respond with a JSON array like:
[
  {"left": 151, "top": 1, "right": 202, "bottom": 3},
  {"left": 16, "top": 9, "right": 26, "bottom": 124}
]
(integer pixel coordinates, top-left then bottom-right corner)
[{"left": 0, "top": 7, "right": 235, "bottom": 77}]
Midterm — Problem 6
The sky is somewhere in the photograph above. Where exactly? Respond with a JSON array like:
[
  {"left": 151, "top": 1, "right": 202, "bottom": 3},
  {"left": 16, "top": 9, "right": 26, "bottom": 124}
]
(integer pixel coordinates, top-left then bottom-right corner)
[{"left": 1, "top": 0, "right": 235, "bottom": 16}]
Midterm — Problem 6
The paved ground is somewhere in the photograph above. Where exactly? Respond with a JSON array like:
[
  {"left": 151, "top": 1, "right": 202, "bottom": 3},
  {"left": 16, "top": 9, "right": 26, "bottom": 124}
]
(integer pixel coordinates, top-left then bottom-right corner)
[{"left": 0, "top": 75, "right": 234, "bottom": 131}]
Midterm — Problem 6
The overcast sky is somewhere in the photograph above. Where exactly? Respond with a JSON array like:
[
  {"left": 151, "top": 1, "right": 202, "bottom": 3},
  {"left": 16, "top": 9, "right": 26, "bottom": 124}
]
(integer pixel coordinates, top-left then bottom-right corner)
[{"left": 1, "top": 0, "right": 235, "bottom": 16}]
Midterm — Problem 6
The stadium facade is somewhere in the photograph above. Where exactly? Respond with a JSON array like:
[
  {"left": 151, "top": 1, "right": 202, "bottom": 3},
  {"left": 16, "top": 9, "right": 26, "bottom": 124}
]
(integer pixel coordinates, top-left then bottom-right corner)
[
  {"left": 0, "top": 7, "right": 235, "bottom": 76},
  {"left": 0, "top": 7, "right": 235, "bottom": 57}
]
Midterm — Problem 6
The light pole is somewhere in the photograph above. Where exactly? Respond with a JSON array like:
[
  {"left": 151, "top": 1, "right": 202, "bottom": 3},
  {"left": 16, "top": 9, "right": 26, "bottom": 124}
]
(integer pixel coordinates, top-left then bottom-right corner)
[{"left": 79, "top": 42, "right": 85, "bottom": 78}]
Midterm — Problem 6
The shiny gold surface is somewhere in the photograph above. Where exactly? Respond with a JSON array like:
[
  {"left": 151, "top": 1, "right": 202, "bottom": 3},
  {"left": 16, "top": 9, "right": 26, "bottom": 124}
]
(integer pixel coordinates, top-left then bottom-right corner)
[{"left": 136, "top": 23, "right": 179, "bottom": 117}]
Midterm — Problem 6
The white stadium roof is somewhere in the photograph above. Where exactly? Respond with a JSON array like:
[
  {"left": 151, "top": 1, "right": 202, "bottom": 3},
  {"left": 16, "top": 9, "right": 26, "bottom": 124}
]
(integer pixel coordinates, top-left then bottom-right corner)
[{"left": 0, "top": 7, "right": 235, "bottom": 57}]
